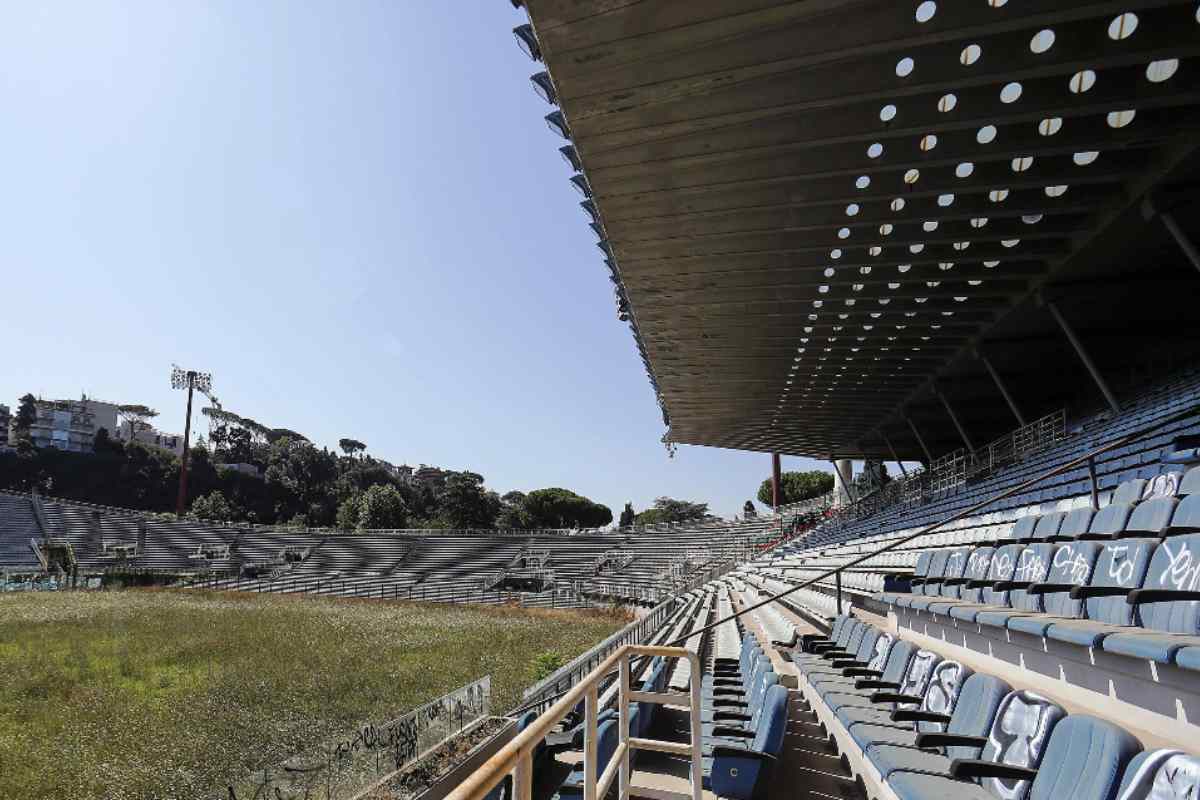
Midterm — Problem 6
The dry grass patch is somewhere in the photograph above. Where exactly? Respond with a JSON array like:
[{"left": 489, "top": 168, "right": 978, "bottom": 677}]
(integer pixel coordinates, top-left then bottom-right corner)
[{"left": 0, "top": 589, "right": 626, "bottom": 800}]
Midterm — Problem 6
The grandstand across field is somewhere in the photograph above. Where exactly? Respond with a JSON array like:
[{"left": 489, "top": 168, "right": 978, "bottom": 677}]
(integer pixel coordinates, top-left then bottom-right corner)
[{"left": 7, "top": 1, "right": 1200, "bottom": 799}]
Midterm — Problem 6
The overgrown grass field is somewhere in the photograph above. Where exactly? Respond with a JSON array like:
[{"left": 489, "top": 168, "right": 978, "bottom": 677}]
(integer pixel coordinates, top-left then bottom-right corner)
[{"left": 0, "top": 590, "right": 626, "bottom": 799}]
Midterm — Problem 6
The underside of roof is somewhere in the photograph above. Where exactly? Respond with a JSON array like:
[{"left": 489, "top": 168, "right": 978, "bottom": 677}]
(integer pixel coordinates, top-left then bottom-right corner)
[{"left": 511, "top": 0, "right": 1200, "bottom": 461}]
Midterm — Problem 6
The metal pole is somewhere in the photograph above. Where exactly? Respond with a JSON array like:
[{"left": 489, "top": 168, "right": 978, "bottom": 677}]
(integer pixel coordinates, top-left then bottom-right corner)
[
  {"left": 936, "top": 388, "right": 976, "bottom": 454},
  {"left": 770, "top": 452, "right": 782, "bottom": 508},
  {"left": 175, "top": 375, "right": 195, "bottom": 517},
  {"left": 1088, "top": 456, "right": 1099, "bottom": 511},
  {"left": 835, "top": 569, "right": 843, "bottom": 615},
  {"left": 881, "top": 432, "right": 908, "bottom": 477},
  {"left": 978, "top": 352, "right": 1026, "bottom": 427},
  {"left": 1161, "top": 212, "right": 1200, "bottom": 274},
  {"left": 905, "top": 416, "right": 934, "bottom": 464},
  {"left": 1046, "top": 299, "right": 1120, "bottom": 414}
]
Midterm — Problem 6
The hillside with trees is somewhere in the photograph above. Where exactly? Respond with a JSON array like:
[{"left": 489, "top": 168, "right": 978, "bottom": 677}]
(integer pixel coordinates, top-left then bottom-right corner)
[{"left": 0, "top": 409, "right": 612, "bottom": 531}]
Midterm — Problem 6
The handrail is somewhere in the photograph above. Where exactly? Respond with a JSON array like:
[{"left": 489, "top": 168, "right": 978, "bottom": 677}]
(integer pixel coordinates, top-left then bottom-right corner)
[
  {"left": 670, "top": 400, "right": 1200, "bottom": 646},
  {"left": 445, "top": 644, "right": 703, "bottom": 800}
]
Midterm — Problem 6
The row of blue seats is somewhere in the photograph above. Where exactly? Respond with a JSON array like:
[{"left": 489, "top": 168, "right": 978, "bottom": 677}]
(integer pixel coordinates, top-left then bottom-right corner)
[
  {"left": 794, "top": 615, "right": 1199, "bottom": 800},
  {"left": 878, "top": 475, "right": 1200, "bottom": 671},
  {"left": 484, "top": 660, "right": 671, "bottom": 800},
  {"left": 700, "top": 632, "right": 789, "bottom": 799},
  {"left": 803, "top": 393, "right": 1200, "bottom": 551},
  {"left": 528, "top": 642, "right": 787, "bottom": 800}
]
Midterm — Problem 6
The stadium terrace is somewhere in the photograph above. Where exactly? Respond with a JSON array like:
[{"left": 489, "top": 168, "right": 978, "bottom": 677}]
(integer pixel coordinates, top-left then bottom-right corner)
[{"left": 6, "top": 2, "right": 1200, "bottom": 800}]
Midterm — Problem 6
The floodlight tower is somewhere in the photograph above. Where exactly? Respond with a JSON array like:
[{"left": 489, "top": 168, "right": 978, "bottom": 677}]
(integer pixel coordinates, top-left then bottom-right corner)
[{"left": 171, "top": 365, "right": 213, "bottom": 517}]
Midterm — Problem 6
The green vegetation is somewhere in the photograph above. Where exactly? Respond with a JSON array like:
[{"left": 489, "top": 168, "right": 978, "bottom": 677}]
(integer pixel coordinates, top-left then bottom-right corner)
[
  {"left": 0, "top": 422, "right": 611, "bottom": 530},
  {"left": 634, "top": 496, "right": 710, "bottom": 525},
  {"left": 0, "top": 590, "right": 625, "bottom": 800},
  {"left": 529, "top": 650, "right": 567, "bottom": 682},
  {"left": 757, "top": 470, "right": 836, "bottom": 507}
]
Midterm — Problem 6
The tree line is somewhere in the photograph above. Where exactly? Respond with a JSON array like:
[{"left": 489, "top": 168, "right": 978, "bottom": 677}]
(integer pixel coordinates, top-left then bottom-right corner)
[{"left": 2, "top": 394, "right": 721, "bottom": 531}]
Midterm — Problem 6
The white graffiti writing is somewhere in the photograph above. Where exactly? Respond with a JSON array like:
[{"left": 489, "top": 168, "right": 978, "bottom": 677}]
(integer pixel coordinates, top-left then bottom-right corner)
[
  {"left": 967, "top": 550, "right": 993, "bottom": 577},
  {"left": 869, "top": 635, "right": 893, "bottom": 672},
  {"left": 1053, "top": 546, "right": 1092, "bottom": 585},
  {"left": 1143, "top": 473, "right": 1180, "bottom": 501},
  {"left": 1014, "top": 550, "right": 1047, "bottom": 583},
  {"left": 1159, "top": 542, "right": 1200, "bottom": 592},
  {"left": 991, "top": 552, "right": 1014, "bottom": 580},
  {"left": 1106, "top": 545, "right": 1140, "bottom": 586}
]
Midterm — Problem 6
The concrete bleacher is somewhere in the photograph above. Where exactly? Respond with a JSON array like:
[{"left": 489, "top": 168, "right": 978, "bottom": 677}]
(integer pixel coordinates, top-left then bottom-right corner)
[
  {"left": 675, "top": 371, "right": 1200, "bottom": 800},
  {"left": 0, "top": 494, "right": 42, "bottom": 571},
  {"left": 0, "top": 487, "right": 780, "bottom": 609}
]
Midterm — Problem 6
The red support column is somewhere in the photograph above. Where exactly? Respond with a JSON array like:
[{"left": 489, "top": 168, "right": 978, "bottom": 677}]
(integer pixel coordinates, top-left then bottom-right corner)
[{"left": 771, "top": 452, "right": 782, "bottom": 508}]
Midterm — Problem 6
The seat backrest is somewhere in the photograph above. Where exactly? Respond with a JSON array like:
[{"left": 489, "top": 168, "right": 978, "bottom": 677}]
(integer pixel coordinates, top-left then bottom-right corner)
[
  {"left": 912, "top": 552, "right": 933, "bottom": 581},
  {"left": 1010, "top": 544, "right": 1057, "bottom": 612},
  {"left": 1143, "top": 471, "right": 1182, "bottom": 501},
  {"left": 1090, "top": 502, "right": 1136, "bottom": 539},
  {"left": 750, "top": 684, "right": 789, "bottom": 756},
  {"left": 1169, "top": 494, "right": 1200, "bottom": 536},
  {"left": 917, "top": 659, "right": 974, "bottom": 734},
  {"left": 1126, "top": 497, "right": 1178, "bottom": 538},
  {"left": 960, "top": 546, "right": 997, "bottom": 604},
  {"left": 1086, "top": 540, "right": 1157, "bottom": 626},
  {"left": 1026, "top": 715, "right": 1141, "bottom": 800},
  {"left": 834, "top": 619, "right": 860, "bottom": 650},
  {"left": 1114, "top": 479, "right": 1149, "bottom": 506},
  {"left": 897, "top": 649, "right": 941, "bottom": 703},
  {"left": 841, "top": 621, "right": 868, "bottom": 653},
  {"left": 1044, "top": 542, "right": 1104, "bottom": 618},
  {"left": 1060, "top": 508, "right": 1097, "bottom": 540},
  {"left": 940, "top": 548, "right": 971, "bottom": 598},
  {"left": 866, "top": 632, "right": 895, "bottom": 673},
  {"left": 918, "top": 550, "right": 952, "bottom": 596},
  {"left": 943, "top": 673, "right": 1010, "bottom": 762},
  {"left": 855, "top": 627, "right": 883, "bottom": 664},
  {"left": 594, "top": 719, "right": 618, "bottom": 775},
  {"left": 879, "top": 639, "right": 916, "bottom": 685},
  {"left": 979, "top": 690, "right": 1066, "bottom": 800},
  {"left": 1116, "top": 749, "right": 1200, "bottom": 800},
  {"left": 1033, "top": 512, "right": 1067, "bottom": 542},
  {"left": 1012, "top": 516, "right": 1040, "bottom": 542},
  {"left": 1136, "top": 533, "right": 1200, "bottom": 635},
  {"left": 983, "top": 543, "right": 1024, "bottom": 606},
  {"left": 1179, "top": 466, "right": 1200, "bottom": 497}
]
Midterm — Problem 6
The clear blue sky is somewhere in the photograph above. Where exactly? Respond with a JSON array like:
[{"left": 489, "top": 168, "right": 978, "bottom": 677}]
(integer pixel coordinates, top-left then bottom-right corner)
[{"left": 1, "top": 1, "right": 838, "bottom": 519}]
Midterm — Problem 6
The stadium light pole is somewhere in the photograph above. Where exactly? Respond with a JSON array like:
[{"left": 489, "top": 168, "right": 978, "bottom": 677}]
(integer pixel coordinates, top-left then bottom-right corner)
[{"left": 171, "top": 366, "right": 213, "bottom": 517}]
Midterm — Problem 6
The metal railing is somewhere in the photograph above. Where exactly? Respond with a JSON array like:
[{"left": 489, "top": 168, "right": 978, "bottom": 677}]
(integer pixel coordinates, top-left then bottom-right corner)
[
  {"left": 776, "top": 408, "right": 1069, "bottom": 537},
  {"left": 446, "top": 645, "right": 703, "bottom": 800},
  {"left": 670, "top": 400, "right": 1200, "bottom": 646},
  {"left": 520, "top": 599, "right": 677, "bottom": 711}
]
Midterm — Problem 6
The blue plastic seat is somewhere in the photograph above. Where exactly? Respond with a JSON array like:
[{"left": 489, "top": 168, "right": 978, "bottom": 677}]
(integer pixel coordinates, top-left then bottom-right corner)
[
  {"left": 1079, "top": 502, "right": 1136, "bottom": 541},
  {"left": 836, "top": 648, "right": 942, "bottom": 729},
  {"left": 859, "top": 671, "right": 1002, "bottom": 777},
  {"left": 1045, "top": 538, "right": 1157, "bottom": 648},
  {"left": 886, "top": 714, "right": 1138, "bottom": 800},
  {"left": 821, "top": 640, "right": 916, "bottom": 715},
  {"left": 909, "top": 549, "right": 969, "bottom": 610},
  {"left": 898, "top": 551, "right": 951, "bottom": 608},
  {"left": 948, "top": 543, "right": 1024, "bottom": 623},
  {"left": 930, "top": 546, "right": 994, "bottom": 618},
  {"left": 1028, "top": 512, "right": 1067, "bottom": 543},
  {"left": 1007, "top": 542, "right": 1103, "bottom": 637},
  {"left": 1116, "top": 749, "right": 1200, "bottom": 799},
  {"left": 704, "top": 684, "right": 789, "bottom": 800},
  {"left": 1101, "top": 533, "right": 1200, "bottom": 664},
  {"left": 976, "top": 544, "right": 1060, "bottom": 629}
]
